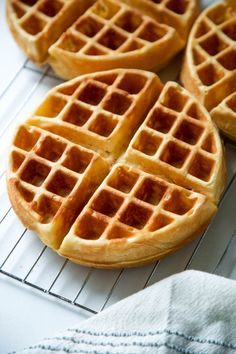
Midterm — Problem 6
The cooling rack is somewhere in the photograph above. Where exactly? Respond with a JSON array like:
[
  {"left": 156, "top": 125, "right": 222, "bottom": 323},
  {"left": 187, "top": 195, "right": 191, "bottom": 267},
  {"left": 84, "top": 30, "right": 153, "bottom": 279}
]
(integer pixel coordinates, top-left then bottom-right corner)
[{"left": 1, "top": 0, "right": 236, "bottom": 317}]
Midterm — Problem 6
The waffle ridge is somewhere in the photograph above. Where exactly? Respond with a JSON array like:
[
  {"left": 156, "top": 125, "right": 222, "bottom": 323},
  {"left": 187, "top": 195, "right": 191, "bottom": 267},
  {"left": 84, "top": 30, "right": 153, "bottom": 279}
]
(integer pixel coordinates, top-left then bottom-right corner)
[
  {"left": 7, "top": 0, "right": 199, "bottom": 78},
  {"left": 7, "top": 69, "right": 225, "bottom": 268},
  {"left": 181, "top": 0, "right": 236, "bottom": 140}
]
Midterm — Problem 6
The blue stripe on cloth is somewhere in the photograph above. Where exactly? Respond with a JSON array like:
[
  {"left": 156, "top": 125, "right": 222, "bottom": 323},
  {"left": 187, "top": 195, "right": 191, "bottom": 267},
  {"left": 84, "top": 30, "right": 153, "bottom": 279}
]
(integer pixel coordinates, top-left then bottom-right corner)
[{"left": 65, "top": 328, "right": 236, "bottom": 350}]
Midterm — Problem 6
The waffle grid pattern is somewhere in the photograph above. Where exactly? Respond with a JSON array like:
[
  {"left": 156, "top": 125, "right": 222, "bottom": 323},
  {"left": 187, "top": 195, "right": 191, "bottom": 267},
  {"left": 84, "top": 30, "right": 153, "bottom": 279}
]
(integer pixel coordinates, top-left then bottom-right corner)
[
  {"left": 56, "top": 0, "right": 172, "bottom": 56},
  {"left": 32, "top": 70, "right": 157, "bottom": 153},
  {"left": 12, "top": 0, "right": 67, "bottom": 35},
  {"left": 73, "top": 164, "right": 199, "bottom": 241},
  {"left": 127, "top": 83, "right": 218, "bottom": 184},
  {"left": 191, "top": 3, "right": 236, "bottom": 93},
  {"left": 11, "top": 125, "right": 102, "bottom": 224},
  {"left": 13, "top": 0, "right": 192, "bottom": 41}
]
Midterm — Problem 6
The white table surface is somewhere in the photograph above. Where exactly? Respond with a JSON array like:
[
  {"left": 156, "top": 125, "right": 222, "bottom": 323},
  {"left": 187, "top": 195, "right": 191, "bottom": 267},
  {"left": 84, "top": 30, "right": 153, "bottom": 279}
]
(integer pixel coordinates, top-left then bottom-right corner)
[{"left": 0, "top": 274, "right": 89, "bottom": 353}]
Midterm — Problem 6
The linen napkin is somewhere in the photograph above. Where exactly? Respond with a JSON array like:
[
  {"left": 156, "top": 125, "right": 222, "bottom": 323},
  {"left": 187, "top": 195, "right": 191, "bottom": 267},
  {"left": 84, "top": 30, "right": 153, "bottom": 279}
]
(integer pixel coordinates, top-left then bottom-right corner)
[{"left": 15, "top": 270, "right": 236, "bottom": 354}]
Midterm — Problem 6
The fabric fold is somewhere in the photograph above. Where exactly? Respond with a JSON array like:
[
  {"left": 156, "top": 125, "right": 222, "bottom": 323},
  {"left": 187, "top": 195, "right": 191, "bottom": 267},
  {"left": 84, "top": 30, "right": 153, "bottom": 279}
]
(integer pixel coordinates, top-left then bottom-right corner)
[{"left": 15, "top": 270, "right": 236, "bottom": 354}]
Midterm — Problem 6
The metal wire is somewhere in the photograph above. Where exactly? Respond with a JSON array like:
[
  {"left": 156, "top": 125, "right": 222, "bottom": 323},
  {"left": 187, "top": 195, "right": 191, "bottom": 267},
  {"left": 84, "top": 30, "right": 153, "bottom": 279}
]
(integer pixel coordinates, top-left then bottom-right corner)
[
  {"left": 142, "top": 261, "right": 160, "bottom": 288},
  {"left": 0, "top": 229, "right": 27, "bottom": 269},
  {"left": 99, "top": 269, "right": 124, "bottom": 311},
  {"left": 0, "top": 67, "right": 50, "bottom": 142},
  {"left": 185, "top": 172, "right": 236, "bottom": 270},
  {"left": 0, "top": 59, "right": 28, "bottom": 100},
  {"left": 213, "top": 229, "right": 236, "bottom": 275},
  {"left": 0, "top": 207, "right": 11, "bottom": 224},
  {"left": 24, "top": 246, "right": 47, "bottom": 281}
]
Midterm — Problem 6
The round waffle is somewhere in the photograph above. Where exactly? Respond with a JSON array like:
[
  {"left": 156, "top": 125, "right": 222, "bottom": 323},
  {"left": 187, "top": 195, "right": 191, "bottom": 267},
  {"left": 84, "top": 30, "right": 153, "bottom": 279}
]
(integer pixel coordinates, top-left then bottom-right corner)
[
  {"left": 7, "top": 0, "right": 199, "bottom": 79},
  {"left": 181, "top": 0, "right": 236, "bottom": 140},
  {"left": 7, "top": 69, "right": 225, "bottom": 268}
]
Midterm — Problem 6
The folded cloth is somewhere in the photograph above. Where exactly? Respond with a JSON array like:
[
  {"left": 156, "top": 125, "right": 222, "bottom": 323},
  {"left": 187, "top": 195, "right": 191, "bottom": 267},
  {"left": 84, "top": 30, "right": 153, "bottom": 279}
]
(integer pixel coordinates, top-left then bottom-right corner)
[{"left": 15, "top": 270, "right": 236, "bottom": 354}]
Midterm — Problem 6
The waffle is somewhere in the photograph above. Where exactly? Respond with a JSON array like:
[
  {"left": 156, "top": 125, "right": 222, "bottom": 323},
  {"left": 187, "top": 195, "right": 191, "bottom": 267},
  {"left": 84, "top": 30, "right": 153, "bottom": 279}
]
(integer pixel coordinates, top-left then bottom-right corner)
[
  {"left": 6, "top": 0, "right": 95, "bottom": 64},
  {"left": 48, "top": 0, "right": 196, "bottom": 79},
  {"left": 7, "top": 69, "right": 225, "bottom": 268},
  {"left": 181, "top": 0, "right": 236, "bottom": 140},
  {"left": 7, "top": 0, "right": 199, "bottom": 78},
  {"left": 211, "top": 92, "right": 236, "bottom": 141}
]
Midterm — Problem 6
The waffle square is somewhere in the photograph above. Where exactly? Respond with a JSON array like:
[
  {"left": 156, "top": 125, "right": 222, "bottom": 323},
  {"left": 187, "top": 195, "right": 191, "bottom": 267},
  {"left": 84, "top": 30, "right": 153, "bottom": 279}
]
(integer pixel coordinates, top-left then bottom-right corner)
[{"left": 7, "top": 69, "right": 225, "bottom": 268}]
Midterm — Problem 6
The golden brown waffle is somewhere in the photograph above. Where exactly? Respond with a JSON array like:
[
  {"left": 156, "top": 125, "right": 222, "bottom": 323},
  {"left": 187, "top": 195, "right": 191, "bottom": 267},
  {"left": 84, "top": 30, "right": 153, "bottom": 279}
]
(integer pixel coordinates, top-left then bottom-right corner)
[
  {"left": 7, "top": 69, "right": 225, "bottom": 268},
  {"left": 48, "top": 0, "right": 190, "bottom": 79},
  {"left": 6, "top": 0, "right": 94, "bottom": 64},
  {"left": 181, "top": 0, "right": 236, "bottom": 140},
  {"left": 7, "top": 0, "right": 199, "bottom": 78}
]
